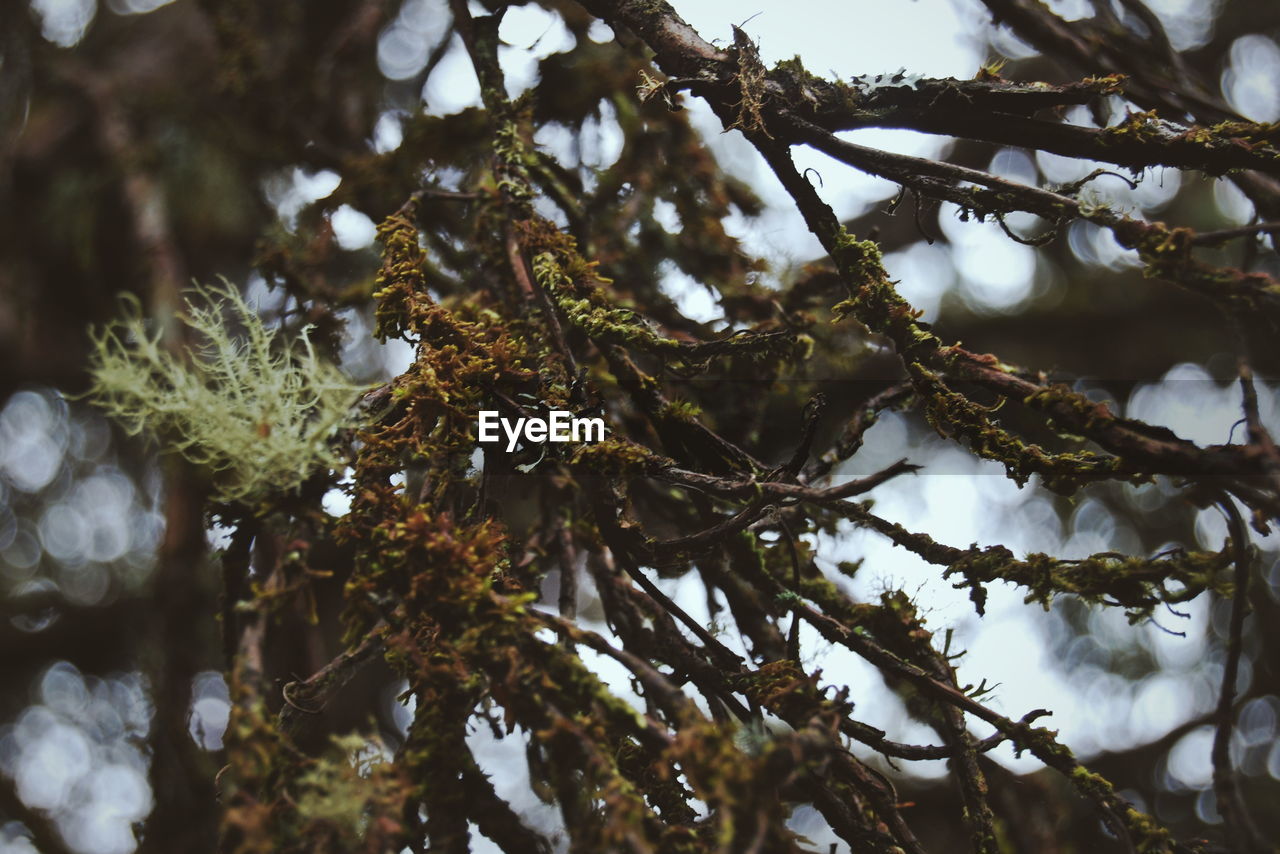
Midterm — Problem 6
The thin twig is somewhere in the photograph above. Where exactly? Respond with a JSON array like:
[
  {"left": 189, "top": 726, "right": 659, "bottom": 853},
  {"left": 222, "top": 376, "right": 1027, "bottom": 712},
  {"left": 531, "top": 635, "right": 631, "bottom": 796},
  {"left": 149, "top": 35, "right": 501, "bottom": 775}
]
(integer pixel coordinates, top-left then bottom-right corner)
[
  {"left": 1190, "top": 221, "right": 1280, "bottom": 246},
  {"left": 1211, "top": 497, "right": 1268, "bottom": 853},
  {"left": 278, "top": 625, "right": 385, "bottom": 736}
]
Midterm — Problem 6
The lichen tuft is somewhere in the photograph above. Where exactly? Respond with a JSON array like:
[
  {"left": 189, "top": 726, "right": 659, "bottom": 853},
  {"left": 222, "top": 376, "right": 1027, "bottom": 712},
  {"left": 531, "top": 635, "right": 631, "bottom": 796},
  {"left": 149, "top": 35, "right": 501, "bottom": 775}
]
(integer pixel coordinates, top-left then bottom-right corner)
[{"left": 86, "top": 282, "right": 362, "bottom": 503}]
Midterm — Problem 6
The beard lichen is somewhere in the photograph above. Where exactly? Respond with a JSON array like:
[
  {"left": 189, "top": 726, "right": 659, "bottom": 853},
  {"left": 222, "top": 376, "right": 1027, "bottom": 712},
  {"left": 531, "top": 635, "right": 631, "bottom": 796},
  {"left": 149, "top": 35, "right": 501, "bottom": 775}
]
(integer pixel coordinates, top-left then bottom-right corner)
[{"left": 85, "top": 282, "right": 362, "bottom": 504}]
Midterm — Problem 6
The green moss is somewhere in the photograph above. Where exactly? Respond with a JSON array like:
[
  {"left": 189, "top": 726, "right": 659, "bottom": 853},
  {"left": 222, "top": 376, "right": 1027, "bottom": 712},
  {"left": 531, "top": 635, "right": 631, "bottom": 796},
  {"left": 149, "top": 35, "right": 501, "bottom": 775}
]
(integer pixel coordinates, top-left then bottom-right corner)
[
  {"left": 294, "top": 734, "right": 406, "bottom": 841},
  {"left": 912, "top": 365, "right": 1123, "bottom": 493},
  {"left": 945, "top": 544, "right": 1229, "bottom": 619},
  {"left": 570, "top": 437, "right": 670, "bottom": 477}
]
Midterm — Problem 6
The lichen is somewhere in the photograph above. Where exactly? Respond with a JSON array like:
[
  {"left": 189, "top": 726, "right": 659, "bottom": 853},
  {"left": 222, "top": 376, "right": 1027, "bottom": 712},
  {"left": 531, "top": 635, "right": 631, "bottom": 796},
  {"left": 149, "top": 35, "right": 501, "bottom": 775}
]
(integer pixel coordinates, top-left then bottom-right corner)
[{"left": 86, "top": 282, "right": 362, "bottom": 504}]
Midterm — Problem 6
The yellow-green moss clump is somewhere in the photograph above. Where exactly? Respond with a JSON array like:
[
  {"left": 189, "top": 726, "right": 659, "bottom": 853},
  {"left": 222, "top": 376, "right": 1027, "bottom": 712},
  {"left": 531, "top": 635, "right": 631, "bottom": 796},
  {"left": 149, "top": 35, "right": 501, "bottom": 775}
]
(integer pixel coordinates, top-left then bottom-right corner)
[{"left": 86, "top": 282, "right": 362, "bottom": 503}]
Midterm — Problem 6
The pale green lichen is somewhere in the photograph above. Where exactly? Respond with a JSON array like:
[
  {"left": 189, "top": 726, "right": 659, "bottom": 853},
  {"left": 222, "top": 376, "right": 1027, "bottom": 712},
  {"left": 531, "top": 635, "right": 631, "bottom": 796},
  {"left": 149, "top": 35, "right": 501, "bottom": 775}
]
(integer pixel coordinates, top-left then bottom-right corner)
[
  {"left": 293, "top": 733, "right": 404, "bottom": 840},
  {"left": 86, "top": 282, "right": 362, "bottom": 503}
]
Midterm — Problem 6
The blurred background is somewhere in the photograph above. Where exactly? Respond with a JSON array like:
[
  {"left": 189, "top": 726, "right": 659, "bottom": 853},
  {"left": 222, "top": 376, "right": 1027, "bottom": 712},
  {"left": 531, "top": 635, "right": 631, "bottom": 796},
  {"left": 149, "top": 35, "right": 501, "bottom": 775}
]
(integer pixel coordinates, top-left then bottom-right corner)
[{"left": 1, "top": 0, "right": 1278, "bottom": 851}]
